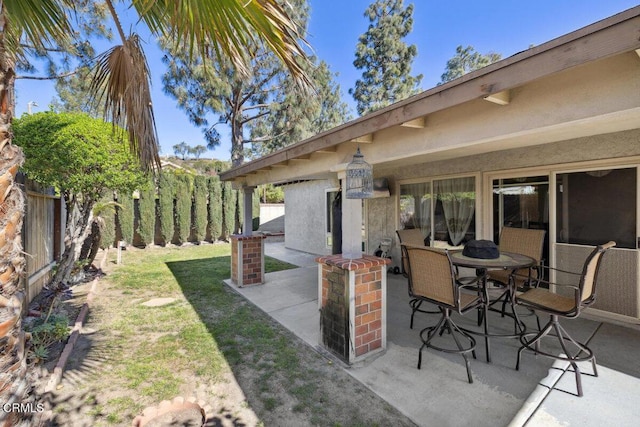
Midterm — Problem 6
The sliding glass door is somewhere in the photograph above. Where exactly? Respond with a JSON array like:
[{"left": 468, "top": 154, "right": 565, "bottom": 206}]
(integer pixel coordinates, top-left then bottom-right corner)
[
  {"left": 555, "top": 168, "right": 636, "bottom": 249},
  {"left": 492, "top": 176, "right": 550, "bottom": 265},
  {"left": 491, "top": 167, "right": 640, "bottom": 319},
  {"left": 554, "top": 167, "right": 638, "bottom": 318}
]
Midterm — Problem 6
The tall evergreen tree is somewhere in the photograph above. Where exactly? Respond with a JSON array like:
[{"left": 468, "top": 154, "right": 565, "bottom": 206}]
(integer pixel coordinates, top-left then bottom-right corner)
[
  {"left": 350, "top": 0, "right": 422, "bottom": 116},
  {"left": 250, "top": 59, "right": 352, "bottom": 157},
  {"left": 162, "top": 0, "right": 350, "bottom": 166},
  {"left": 440, "top": 45, "right": 502, "bottom": 83}
]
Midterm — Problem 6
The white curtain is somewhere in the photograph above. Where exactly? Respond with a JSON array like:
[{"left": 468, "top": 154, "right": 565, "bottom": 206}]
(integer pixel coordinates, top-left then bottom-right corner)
[
  {"left": 435, "top": 177, "right": 475, "bottom": 246},
  {"left": 419, "top": 194, "right": 431, "bottom": 241},
  {"left": 400, "top": 182, "right": 431, "bottom": 243}
]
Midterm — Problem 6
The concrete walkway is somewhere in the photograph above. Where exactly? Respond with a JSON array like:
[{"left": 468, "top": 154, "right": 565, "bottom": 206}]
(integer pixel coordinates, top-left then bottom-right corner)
[{"left": 225, "top": 242, "right": 640, "bottom": 426}]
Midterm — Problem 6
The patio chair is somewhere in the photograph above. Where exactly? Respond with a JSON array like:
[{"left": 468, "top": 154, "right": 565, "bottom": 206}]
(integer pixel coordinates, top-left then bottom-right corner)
[
  {"left": 404, "top": 244, "right": 484, "bottom": 383},
  {"left": 397, "top": 229, "right": 439, "bottom": 328},
  {"left": 487, "top": 227, "right": 546, "bottom": 329},
  {"left": 515, "top": 241, "right": 615, "bottom": 397},
  {"left": 396, "top": 228, "right": 428, "bottom": 275}
]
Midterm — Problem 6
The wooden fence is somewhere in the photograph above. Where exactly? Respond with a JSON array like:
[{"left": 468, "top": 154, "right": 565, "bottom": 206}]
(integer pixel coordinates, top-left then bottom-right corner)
[{"left": 21, "top": 178, "right": 62, "bottom": 303}]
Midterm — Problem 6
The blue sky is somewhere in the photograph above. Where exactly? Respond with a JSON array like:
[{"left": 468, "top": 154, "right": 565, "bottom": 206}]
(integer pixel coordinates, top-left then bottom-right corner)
[{"left": 14, "top": 0, "right": 639, "bottom": 161}]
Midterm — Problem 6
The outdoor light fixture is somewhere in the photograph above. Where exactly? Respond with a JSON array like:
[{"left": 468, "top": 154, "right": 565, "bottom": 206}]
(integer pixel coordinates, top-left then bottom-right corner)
[{"left": 345, "top": 147, "right": 373, "bottom": 199}]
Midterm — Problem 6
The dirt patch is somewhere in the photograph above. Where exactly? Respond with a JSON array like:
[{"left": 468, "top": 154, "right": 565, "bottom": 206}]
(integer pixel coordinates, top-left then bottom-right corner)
[{"left": 27, "top": 251, "right": 417, "bottom": 427}]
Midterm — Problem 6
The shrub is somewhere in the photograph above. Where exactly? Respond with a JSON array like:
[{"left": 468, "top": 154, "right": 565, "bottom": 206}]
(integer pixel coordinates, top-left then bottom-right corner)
[
  {"left": 138, "top": 175, "right": 157, "bottom": 246},
  {"left": 193, "top": 175, "right": 207, "bottom": 242},
  {"left": 27, "top": 314, "right": 70, "bottom": 363},
  {"left": 207, "top": 177, "right": 223, "bottom": 241},
  {"left": 158, "top": 172, "right": 176, "bottom": 244},
  {"left": 175, "top": 173, "right": 193, "bottom": 244}
]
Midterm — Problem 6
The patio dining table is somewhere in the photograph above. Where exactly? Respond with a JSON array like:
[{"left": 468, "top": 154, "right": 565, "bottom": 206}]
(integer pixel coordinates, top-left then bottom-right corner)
[{"left": 449, "top": 250, "right": 536, "bottom": 363}]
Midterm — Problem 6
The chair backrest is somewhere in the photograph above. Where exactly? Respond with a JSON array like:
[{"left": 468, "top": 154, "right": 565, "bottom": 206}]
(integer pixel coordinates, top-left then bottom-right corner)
[
  {"left": 397, "top": 229, "right": 426, "bottom": 277},
  {"left": 396, "top": 228, "right": 426, "bottom": 246},
  {"left": 579, "top": 241, "right": 616, "bottom": 305},
  {"left": 404, "top": 245, "right": 457, "bottom": 307},
  {"left": 499, "top": 227, "right": 546, "bottom": 263}
]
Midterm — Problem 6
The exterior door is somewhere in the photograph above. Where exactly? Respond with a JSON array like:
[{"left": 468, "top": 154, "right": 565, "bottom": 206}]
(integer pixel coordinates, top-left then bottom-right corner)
[
  {"left": 492, "top": 168, "right": 640, "bottom": 321},
  {"left": 492, "top": 175, "right": 550, "bottom": 264},
  {"left": 553, "top": 167, "right": 639, "bottom": 320}
]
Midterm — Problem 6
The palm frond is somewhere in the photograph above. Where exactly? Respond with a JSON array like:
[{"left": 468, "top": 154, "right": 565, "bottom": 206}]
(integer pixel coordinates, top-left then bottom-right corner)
[
  {"left": 3, "top": 0, "right": 71, "bottom": 57},
  {"left": 89, "top": 34, "right": 160, "bottom": 172},
  {"left": 132, "top": 0, "right": 311, "bottom": 89}
]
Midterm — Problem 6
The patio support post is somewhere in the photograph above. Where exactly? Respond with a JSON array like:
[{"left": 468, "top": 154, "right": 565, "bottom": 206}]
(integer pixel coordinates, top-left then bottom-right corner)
[
  {"left": 230, "top": 186, "right": 264, "bottom": 287},
  {"left": 338, "top": 172, "right": 362, "bottom": 259},
  {"left": 242, "top": 186, "right": 255, "bottom": 236},
  {"left": 342, "top": 195, "right": 362, "bottom": 259},
  {"left": 316, "top": 255, "right": 389, "bottom": 364},
  {"left": 313, "top": 169, "right": 388, "bottom": 363},
  {"left": 230, "top": 234, "right": 266, "bottom": 287}
]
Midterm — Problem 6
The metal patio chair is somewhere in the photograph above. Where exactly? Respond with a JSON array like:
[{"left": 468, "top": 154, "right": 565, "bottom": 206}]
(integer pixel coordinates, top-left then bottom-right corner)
[
  {"left": 487, "top": 227, "right": 546, "bottom": 329},
  {"left": 404, "top": 244, "right": 484, "bottom": 384},
  {"left": 397, "top": 229, "right": 439, "bottom": 328},
  {"left": 515, "top": 241, "right": 615, "bottom": 396}
]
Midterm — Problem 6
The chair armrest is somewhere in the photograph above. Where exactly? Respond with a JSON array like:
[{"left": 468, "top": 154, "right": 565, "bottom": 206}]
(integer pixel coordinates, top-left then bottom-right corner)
[{"left": 456, "top": 278, "right": 482, "bottom": 293}]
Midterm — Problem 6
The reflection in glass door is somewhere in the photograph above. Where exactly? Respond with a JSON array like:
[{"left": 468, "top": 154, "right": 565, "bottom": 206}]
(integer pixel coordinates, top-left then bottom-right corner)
[
  {"left": 493, "top": 177, "right": 549, "bottom": 236},
  {"left": 493, "top": 176, "right": 550, "bottom": 263}
]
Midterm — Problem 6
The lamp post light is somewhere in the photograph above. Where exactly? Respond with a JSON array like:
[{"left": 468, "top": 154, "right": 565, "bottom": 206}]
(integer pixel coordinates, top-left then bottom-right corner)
[{"left": 27, "top": 101, "right": 38, "bottom": 114}]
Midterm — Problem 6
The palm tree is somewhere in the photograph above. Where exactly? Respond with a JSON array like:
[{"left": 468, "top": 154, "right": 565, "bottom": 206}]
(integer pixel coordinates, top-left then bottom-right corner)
[{"left": 0, "top": 0, "right": 309, "bottom": 423}]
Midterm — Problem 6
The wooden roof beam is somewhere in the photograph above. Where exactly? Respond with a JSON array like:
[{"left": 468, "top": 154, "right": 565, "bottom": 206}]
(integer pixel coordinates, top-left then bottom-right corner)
[
  {"left": 401, "top": 117, "right": 426, "bottom": 128},
  {"left": 484, "top": 89, "right": 511, "bottom": 105},
  {"left": 315, "top": 146, "right": 337, "bottom": 153},
  {"left": 350, "top": 134, "right": 373, "bottom": 143}
]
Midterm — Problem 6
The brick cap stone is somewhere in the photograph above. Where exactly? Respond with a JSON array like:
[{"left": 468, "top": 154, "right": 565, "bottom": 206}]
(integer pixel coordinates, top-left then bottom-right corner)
[
  {"left": 230, "top": 234, "right": 266, "bottom": 241},
  {"left": 315, "top": 254, "right": 391, "bottom": 270}
]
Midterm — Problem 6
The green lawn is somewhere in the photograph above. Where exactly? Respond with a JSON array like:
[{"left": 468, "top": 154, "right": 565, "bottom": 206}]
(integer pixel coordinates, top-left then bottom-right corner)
[
  {"left": 104, "top": 244, "right": 298, "bottom": 401},
  {"left": 59, "top": 243, "right": 413, "bottom": 426}
]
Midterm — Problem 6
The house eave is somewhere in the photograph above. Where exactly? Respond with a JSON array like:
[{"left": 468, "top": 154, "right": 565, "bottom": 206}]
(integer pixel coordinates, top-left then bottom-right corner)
[{"left": 220, "top": 6, "right": 640, "bottom": 185}]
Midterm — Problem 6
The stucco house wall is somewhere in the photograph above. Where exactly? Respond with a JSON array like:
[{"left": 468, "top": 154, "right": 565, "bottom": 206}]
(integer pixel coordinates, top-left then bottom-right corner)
[
  {"left": 284, "top": 179, "right": 339, "bottom": 255},
  {"left": 367, "top": 128, "right": 640, "bottom": 271}
]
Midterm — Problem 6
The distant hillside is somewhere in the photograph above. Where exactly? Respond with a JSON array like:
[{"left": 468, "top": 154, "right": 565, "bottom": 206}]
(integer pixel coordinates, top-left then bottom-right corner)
[{"left": 160, "top": 156, "right": 231, "bottom": 175}]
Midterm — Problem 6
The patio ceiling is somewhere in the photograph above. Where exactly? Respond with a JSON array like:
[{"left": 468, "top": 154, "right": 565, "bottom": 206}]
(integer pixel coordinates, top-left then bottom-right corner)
[{"left": 220, "top": 6, "right": 640, "bottom": 188}]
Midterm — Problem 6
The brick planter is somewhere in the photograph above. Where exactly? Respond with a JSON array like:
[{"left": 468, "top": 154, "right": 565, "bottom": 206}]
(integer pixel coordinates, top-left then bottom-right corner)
[
  {"left": 316, "top": 254, "right": 390, "bottom": 364},
  {"left": 230, "top": 234, "right": 266, "bottom": 287}
]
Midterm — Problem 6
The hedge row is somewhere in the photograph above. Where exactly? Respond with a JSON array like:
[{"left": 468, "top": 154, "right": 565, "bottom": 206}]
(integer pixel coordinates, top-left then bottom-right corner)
[{"left": 105, "top": 171, "right": 258, "bottom": 248}]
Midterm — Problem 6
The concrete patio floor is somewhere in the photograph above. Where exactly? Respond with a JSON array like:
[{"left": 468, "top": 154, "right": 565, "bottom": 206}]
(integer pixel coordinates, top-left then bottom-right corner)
[{"left": 225, "top": 242, "right": 640, "bottom": 426}]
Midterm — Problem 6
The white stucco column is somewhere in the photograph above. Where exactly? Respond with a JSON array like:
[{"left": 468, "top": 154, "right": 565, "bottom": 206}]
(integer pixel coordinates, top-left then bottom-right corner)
[
  {"left": 337, "top": 171, "right": 362, "bottom": 259},
  {"left": 242, "top": 186, "right": 255, "bottom": 236},
  {"left": 342, "top": 194, "right": 362, "bottom": 259}
]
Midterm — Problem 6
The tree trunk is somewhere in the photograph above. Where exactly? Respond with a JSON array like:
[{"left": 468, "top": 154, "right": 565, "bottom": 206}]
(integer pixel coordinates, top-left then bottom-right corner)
[
  {"left": 79, "top": 218, "right": 102, "bottom": 270},
  {"left": 0, "top": 7, "right": 32, "bottom": 425},
  {"left": 230, "top": 117, "right": 244, "bottom": 167},
  {"left": 51, "top": 196, "right": 94, "bottom": 286}
]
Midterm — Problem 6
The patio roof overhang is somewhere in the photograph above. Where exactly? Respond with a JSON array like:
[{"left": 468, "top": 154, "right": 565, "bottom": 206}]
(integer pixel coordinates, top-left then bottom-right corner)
[{"left": 220, "top": 6, "right": 640, "bottom": 188}]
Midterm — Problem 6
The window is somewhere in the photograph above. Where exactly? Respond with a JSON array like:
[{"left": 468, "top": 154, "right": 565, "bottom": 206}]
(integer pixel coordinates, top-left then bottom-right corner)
[
  {"left": 325, "top": 190, "right": 339, "bottom": 248},
  {"left": 400, "top": 177, "right": 476, "bottom": 248},
  {"left": 556, "top": 168, "right": 636, "bottom": 249},
  {"left": 399, "top": 182, "right": 432, "bottom": 235}
]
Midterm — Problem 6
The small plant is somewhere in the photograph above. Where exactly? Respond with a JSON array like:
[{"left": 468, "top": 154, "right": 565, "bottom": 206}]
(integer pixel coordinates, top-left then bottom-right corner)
[
  {"left": 39, "top": 282, "right": 73, "bottom": 323},
  {"left": 26, "top": 314, "right": 71, "bottom": 363}
]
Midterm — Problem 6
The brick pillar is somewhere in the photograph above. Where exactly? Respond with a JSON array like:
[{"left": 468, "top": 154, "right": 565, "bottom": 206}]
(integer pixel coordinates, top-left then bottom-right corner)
[
  {"left": 316, "top": 254, "right": 390, "bottom": 364},
  {"left": 230, "top": 234, "right": 266, "bottom": 287}
]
